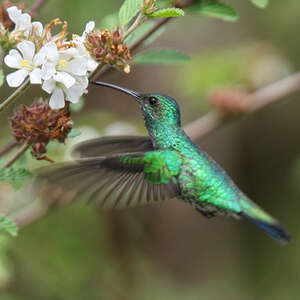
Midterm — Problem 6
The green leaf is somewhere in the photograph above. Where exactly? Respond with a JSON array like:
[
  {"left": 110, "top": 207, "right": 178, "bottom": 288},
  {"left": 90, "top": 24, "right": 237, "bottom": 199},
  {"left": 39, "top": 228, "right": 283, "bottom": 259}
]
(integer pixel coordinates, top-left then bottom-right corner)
[
  {"left": 149, "top": 8, "right": 184, "bottom": 18},
  {"left": 0, "top": 166, "right": 33, "bottom": 190},
  {"left": 119, "top": 0, "right": 143, "bottom": 27},
  {"left": 0, "top": 215, "right": 18, "bottom": 237},
  {"left": 0, "top": 69, "right": 3, "bottom": 87},
  {"left": 251, "top": 0, "right": 269, "bottom": 8},
  {"left": 134, "top": 49, "right": 190, "bottom": 65},
  {"left": 187, "top": 1, "right": 239, "bottom": 22},
  {"left": 100, "top": 13, "right": 119, "bottom": 30}
]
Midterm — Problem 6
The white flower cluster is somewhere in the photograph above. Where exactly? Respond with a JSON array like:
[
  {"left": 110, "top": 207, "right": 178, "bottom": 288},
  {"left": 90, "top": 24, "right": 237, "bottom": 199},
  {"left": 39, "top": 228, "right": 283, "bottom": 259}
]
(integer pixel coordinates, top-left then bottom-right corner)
[{"left": 3, "top": 6, "right": 98, "bottom": 109}]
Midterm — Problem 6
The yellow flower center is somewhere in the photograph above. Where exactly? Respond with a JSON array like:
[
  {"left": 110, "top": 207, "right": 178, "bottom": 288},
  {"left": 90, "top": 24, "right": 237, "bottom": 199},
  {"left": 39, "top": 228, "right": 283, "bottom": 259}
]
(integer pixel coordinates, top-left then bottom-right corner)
[
  {"left": 57, "top": 59, "right": 69, "bottom": 71},
  {"left": 20, "top": 59, "right": 34, "bottom": 71}
]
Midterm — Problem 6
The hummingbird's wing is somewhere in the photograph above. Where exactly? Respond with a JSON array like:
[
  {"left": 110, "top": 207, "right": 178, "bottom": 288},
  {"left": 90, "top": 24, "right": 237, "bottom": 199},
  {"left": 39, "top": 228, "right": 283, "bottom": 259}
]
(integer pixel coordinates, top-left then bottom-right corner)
[
  {"left": 34, "top": 150, "right": 181, "bottom": 210},
  {"left": 72, "top": 136, "right": 154, "bottom": 158}
]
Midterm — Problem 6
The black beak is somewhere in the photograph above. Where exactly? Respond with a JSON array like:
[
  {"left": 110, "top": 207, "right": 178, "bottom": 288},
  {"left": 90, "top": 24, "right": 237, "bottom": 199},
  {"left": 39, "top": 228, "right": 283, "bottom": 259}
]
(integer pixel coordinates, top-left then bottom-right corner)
[{"left": 90, "top": 81, "right": 141, "bottom": 99}]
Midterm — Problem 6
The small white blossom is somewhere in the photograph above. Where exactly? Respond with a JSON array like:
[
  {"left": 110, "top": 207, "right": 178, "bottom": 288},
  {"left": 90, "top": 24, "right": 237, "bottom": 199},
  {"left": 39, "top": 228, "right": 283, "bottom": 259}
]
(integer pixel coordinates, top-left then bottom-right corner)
[
  {"left": 7, "top": 6, "right": 43, "bottom": 37},
  {"left": 7, "top": 6, "right": 32, "bottom": 36},
  {"left": 4, "top": 41, "right": 45, "bottom": 87},
  {"left": 42, "top": 75, "right": 88, "bottom": 109},
  {"left": 70, "top": 21, "right": 98, "bottom": 72}
]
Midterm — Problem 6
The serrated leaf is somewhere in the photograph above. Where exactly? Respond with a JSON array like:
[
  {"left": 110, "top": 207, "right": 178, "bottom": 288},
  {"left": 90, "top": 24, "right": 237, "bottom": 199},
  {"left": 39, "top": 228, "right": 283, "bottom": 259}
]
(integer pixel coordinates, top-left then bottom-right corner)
[
  {"left": 0, "top": 167, "right": 33, "bottom": 190},
  {"left": 119, "top": 0, "right": 143, "bottom": 27},
  {"left": 0, "top": 215, "right": 18, "bottom": 237},
  {"left": 149, "top": 8, "right": 184, "bottom": 18},
  {"left": 0, "top": 69, "right": 3, "bottom": 87},
  {"left": 100, "top": 13, "right": 119, "bottom": 30},
  {"left": 134, "top": 49, "right": 190, "bottom": 65},
  {"left": 187, "top": 1, "right": 239, "bottom": 22},
  {"left": 251, "top": 0, "right": 269, "bottom": 8}
]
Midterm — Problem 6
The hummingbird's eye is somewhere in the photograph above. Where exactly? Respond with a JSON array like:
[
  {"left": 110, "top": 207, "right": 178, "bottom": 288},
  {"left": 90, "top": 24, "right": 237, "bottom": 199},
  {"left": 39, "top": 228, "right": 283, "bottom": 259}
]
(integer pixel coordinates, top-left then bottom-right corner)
[{"left": 148, "top": 97, "right": 159, "bottom": 106}]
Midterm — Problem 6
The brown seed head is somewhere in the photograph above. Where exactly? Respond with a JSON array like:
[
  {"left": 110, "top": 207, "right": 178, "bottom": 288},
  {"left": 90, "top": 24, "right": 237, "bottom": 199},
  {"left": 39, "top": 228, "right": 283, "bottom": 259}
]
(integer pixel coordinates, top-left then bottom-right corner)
[
  {"left": 85, "top": 28, "right": 132, "bottom": 73},
  {"left": 10, "top": 99, "right": 73, "bottom": 160}
]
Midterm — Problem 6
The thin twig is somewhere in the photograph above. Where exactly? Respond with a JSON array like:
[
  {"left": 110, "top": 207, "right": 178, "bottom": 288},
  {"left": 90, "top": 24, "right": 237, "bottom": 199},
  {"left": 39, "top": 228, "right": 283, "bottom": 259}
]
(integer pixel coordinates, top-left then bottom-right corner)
[
  {"left": 123, "top": 13, "right": 145, "bottom": 41},
  {"left": 1, "top": 142, "right": 29, "bottom": 169},
  {"left": 184, "top": 71, "right": 300, "bottom": 140},
  {"left": 0, "top": 140, "right": 18, "bottom": 157},
  {"left": 29, "top": 0, "right": 48, "bottom": 16},
  {"left": 131, "top": 17, "right": 170, "bottom": 54},
  {"left": 0, "top": 78, "right": 30, "bottom": 112}
]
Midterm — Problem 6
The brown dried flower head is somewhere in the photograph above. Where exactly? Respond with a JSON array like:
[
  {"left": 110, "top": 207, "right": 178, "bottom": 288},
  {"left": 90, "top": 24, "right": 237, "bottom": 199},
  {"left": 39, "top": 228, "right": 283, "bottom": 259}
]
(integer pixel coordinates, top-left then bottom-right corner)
[
  {"left": 10, "top": 99, "right": 73, "bottom": 161},
  {"left": 85, "top": 28, "right": 132, "bottom": 73}
]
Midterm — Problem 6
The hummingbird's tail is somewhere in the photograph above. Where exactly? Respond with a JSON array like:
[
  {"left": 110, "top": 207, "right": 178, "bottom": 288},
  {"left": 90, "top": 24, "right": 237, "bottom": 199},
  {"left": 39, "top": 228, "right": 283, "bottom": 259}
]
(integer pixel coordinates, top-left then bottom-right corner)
[{"left": 238, "top": 197, "right": 291, "bottom": 245}]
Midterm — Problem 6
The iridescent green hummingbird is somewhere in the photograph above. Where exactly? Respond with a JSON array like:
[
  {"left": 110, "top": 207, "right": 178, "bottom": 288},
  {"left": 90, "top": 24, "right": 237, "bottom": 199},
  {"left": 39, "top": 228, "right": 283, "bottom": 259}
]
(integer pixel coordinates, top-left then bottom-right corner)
[{"left": 37, "top": 81, "right": 291, "bottom": 244}]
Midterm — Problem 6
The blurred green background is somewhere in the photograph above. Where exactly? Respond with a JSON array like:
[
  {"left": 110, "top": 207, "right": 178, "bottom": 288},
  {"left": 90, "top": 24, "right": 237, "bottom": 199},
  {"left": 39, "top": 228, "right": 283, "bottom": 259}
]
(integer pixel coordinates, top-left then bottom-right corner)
[{"left": 1, "top": 0, "right": 300, "bottom": 299}]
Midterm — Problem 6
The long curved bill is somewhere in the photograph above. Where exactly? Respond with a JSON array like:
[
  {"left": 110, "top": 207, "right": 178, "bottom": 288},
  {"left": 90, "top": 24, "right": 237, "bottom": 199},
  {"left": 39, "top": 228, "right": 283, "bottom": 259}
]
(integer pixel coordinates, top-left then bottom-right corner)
[{"left": 90, "top": 81, "right": 141, "bottom": 99}]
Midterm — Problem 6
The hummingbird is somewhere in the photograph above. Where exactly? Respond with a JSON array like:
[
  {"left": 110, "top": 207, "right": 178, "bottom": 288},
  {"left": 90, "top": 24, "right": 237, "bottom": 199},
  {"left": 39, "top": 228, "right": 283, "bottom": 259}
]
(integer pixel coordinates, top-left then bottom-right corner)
[{"left": 36, "top": 81, "right": 291, "bottom": 244}]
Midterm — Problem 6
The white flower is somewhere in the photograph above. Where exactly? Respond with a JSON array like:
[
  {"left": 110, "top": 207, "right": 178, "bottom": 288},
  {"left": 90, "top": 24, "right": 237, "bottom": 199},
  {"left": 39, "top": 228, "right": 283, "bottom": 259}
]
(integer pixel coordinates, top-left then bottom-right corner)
[
  {"left": 41, "top": 41, "right": 88, "bottom": 81},
  {"left": 7, "top": 6, "right": 43, "bottom": 37},
  {"left": 42, "top": 76, "right": 88, "bottom": 109},
  {"left": 4, "top": 41, "right": 45, "bottom": 87},
  {"left": 70, "top": 21, "right": 98, "bottom": 72},
  {"left": 7, "top": 6, "right": 32, "bottom": 36}
]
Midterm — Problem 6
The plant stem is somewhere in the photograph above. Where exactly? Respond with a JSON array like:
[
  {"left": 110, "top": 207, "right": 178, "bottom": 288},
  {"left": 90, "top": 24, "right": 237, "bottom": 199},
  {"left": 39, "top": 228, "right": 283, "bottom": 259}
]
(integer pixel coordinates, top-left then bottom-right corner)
[
  {"left": 123, "top": 13, "right": 145, "bottom": 40},
  {"left": 0, "top": 140, "right": 18, "bottom": 157},
  {"left": 0, "top": 142, "right": 29, "bottom": 169},
  {"left": 184, "top": 71, "right": 300, "bottom": 140},
  {"left": 29, "top": 0, "right": 48, "bottom": 16},
  {"left": 0, "top": 78, "right": 30, "bottom": 112},
  {"left": 130, "top": 17, "right": 170, "bottom": 53}
]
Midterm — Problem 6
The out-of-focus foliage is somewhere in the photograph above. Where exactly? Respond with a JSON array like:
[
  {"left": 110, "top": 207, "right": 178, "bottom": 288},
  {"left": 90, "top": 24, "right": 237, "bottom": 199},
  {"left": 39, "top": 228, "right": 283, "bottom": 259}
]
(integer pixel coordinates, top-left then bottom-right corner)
[
  {"left": 187, "top": 1, "right": 239, "bottom": 22},
  {"left": 0, "top": 215, "right": 17, "bottom": 236}
]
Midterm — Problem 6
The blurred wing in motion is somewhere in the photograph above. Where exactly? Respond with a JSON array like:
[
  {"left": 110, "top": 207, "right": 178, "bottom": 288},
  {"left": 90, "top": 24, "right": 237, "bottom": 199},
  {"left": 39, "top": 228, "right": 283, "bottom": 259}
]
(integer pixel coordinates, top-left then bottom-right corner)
[
  {"left": 72, "top": 136, "right": 154, "bottom": 158},
  {"left": 34, "top": 150, "right": 181, "bottom": 210}
]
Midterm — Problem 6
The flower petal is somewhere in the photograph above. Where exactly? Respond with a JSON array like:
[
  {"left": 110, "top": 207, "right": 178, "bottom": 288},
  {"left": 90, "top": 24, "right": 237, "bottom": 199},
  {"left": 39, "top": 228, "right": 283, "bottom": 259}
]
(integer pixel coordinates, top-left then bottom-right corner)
[
  {"left": 17, "top": 41, "right": 35, "bottom": 61},
  {"left": 87, "top": 57, "right": 98, "bottom": 72},
  {"left": 49, "top": 87, "right": 65, "bottom": 109},
  {"left": 41, "top": 42, "right": 59, "bottom": 62},
  {"left": 15, "top": 13, "right": 32, "bottom": 32},
  {"left": 41, "top": 61, "right": 56, "bottom": 80},
  {"left": 33, "top": 49, "right": 46, "bottom": 67},
  {"left": 64, "top": 82, "right": 84, "bottom": 103},
  {"left": 53, "top": 72, "right": 75, "bottom": 88},
  {"left": 6, "top": 69, "right": 28, "bottom": 87},
  {"left": 42, "top": 78, "right": 56, "bottom": 93},
  {"left": 65, "top": 57, "right": 88, "bottom": 76},
  {"left": 32, "top": 21, "right": 43, "bottom": 36},
  {"left": 7, "top": 6, "right": 21, "bottom": 24},
  {"left": 85, "top": 21, "right": 95, "bottom": 33},
  {"left": 29, "top": 68, "right": 42, "bottom": 84},
  {"left": 4, "top": 49, "right": 22, "bottom": 69}
]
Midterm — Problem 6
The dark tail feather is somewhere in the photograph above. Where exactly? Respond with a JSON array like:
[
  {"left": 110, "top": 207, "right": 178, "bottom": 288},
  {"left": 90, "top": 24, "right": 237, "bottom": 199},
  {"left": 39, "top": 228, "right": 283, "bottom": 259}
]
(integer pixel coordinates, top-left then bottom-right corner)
[{"left": 239, "top": 212, "right": 291, "bottom": 245}]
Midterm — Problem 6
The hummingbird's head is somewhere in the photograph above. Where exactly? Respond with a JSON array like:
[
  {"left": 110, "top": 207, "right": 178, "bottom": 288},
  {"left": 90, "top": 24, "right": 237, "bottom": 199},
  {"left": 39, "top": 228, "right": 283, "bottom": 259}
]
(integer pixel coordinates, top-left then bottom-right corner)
[{"left": 91, "top": 81, "right": 181, "bottom": 128}]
